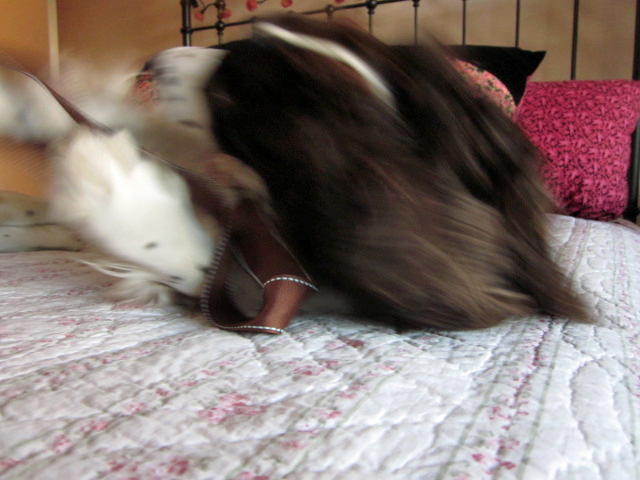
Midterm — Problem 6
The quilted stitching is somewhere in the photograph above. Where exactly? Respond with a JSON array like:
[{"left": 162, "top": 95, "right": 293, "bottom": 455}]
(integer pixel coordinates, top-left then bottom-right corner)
[{"left": 0, "top": 216, "right": 639, "bottom": 479}]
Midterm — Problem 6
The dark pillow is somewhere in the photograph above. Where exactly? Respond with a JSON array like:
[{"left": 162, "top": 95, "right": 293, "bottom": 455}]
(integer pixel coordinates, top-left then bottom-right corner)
[
  {"left": 449, "top": 45, "right": 546, "bottom": 104},
  {"left": 213, "top": 41, "right": 544, "bottom": 105}
]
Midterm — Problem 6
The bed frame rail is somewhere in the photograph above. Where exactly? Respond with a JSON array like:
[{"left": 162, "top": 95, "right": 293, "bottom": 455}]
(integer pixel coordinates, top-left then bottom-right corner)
[{"left": 627, "top": 0, "right": 640, "bottom": 221}]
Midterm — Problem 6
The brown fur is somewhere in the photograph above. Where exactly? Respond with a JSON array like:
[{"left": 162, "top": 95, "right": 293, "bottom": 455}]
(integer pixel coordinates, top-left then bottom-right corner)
[{"left": 204, "top": 15, "right": 588, "bottom": 329}]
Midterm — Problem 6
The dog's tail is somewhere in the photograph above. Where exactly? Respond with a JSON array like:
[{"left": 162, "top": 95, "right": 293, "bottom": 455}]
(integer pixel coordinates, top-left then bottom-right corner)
[{"left": 397, "top": 43, "right": 590, "bottom": 325}]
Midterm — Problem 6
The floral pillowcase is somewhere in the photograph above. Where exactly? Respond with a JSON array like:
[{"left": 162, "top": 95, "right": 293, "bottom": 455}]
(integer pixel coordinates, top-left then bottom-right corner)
[
  {"left": 517, "top": 80, "right": 640, "bottom": 221},
  {"left": 454, "top": 60, "right": 517, "bottom": 117}
]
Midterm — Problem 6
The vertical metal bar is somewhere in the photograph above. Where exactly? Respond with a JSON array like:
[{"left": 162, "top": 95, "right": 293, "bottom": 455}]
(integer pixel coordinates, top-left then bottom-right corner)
[
  {"left": 180, "top": 0, "right": 192, "bottom": 46},
  {"left": 325, "top": 5, "right": 335, "bottom": 21},
  {"left": 570, "top": 0, "right": 580, "bottom": 79},
  {"left": 216, "top": 24, "right": 224, "bottom": 45},
  {"left": 634, "top": 0, "right": 640, "bottom": 80},
  {"left": 47, "top": 0, "right": 60, "bottom": 81},
  {"left": 626, "top": 0, "right": 640, "bottom": 221},
  {"left": 413, "top": 0, "right": 420, "bottom": 45},
  {"left": 627, "top": 121, "right": 640, "bottom": 221},
  {"left": 515, "top": 0, "right": 521, "bottom": 47},
  {"left": 462, "top": 0, "right": 467, "bottom": 45},
  {"left": 215, "top": 0, "right": 227, "bottom": 45},
  {"left": 367, "top": 0, "right": 377, "bottom": 34}
]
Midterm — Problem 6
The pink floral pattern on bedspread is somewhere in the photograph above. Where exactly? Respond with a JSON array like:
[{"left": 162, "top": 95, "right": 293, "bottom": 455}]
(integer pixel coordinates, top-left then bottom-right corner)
[
  {"left": 1, "top": 217, "right": 639, "bottom": 479},
  {"left": 517, "top": 80, "right": 640, "bottom": 220}
]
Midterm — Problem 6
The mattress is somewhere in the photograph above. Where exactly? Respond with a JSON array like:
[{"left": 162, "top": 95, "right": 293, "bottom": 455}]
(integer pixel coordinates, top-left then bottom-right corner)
[{"left": 1, "top": 215, "right": 639, "bottom": 480}]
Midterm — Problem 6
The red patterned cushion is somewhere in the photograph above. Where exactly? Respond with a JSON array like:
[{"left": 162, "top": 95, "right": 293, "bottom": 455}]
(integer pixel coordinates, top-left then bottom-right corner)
[{"left": 517, "top": 80, "right": 640, "bottom": 220}]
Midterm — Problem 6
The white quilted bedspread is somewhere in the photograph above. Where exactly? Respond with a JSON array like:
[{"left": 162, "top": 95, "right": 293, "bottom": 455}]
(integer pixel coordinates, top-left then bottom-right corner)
[{"left": 1, "top": 215, "right": 639, "bottom": 480}]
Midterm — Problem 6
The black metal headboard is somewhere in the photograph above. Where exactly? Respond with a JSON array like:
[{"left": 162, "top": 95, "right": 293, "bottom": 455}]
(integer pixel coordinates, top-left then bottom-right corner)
[
  {"left": 179, "top": 0, "right": 640, "bottom": 221},
  {"left": 180, "top": 0, "right": 639, "bottom": 81},
  {"left": 181, "top": 0, "right": 421, "bottom": 46}
]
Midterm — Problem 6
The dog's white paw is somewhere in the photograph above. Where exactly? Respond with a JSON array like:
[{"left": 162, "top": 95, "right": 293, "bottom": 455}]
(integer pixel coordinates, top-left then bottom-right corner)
[
  {"left": 82, "top": 259, "right": 177, "bottom": 306},
  {"left": 105, "top": 277, "right": 177, "bottom": 306},
  {"left": 51, "top": 128, "right": 216, "bottom": 297}
]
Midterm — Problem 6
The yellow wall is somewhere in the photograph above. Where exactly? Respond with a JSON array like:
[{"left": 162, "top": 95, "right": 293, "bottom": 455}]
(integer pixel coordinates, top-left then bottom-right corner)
[
  {"left": 0, "top": 0, "right": 51, "bottom": 74},
  {"left": 0, "top": 140, "right": 51, "bottom": 197},
  {"left": 0, "top": 0, "right": 53, "bottom": 197},
  {"left": 54, "top": 0, "right": 637, "bottom": 80},
  {"left": 56, "top": 0, "right": 184, "bottom": 73}
]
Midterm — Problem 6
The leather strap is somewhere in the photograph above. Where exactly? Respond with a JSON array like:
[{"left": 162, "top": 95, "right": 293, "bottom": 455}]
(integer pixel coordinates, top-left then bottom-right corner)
[{"left": 200, "top": 201, "right": 315, "bottom": 334}]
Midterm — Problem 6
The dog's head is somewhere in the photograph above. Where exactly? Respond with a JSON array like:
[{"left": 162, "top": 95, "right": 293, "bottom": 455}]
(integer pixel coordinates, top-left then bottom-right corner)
[{"left": 50, "top": 128, "right": 217, "bottom": 297}]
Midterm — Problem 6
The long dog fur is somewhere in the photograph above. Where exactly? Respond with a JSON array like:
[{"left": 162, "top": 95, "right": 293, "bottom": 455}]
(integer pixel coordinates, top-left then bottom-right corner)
[{"left": 203, "top": 15, "right": 588, "bottom": 329}]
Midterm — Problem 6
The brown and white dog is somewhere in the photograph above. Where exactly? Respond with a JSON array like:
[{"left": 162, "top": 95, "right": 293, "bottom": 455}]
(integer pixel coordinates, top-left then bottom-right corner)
[
  {"left": 0, "top": 15, "right": 588, "bottom": 328},
  {"left": 198, "top": 15, "right": 588, "bottom": 329}
]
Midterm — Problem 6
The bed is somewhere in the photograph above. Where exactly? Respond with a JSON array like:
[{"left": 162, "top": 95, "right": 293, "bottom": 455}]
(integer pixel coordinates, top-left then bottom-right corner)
[{"left": 2, "top": 1, "right": 640, "bottom": 479}]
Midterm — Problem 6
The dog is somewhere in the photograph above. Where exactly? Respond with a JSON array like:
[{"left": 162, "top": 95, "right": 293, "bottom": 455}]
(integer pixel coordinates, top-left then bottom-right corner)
[
  {"left": 0, "top": 16, "right": 588, "bottom": 329},
  {"left": 199, "top": 15, "right": 589, "bottom": 329}
]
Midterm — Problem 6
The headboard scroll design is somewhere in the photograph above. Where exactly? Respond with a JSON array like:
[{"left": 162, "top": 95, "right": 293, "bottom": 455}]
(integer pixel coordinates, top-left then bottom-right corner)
[{"left": 180, "top": 0, "right": 421, "bottom": 46}]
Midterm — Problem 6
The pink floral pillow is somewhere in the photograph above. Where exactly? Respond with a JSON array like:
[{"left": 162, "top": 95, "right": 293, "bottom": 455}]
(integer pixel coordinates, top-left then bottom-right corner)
[
  {"left": 517, "top": 80, "right": 640, "bottom": 220},
  {"left": 455, "top": 60, "right": 516, "bottom": 117}
]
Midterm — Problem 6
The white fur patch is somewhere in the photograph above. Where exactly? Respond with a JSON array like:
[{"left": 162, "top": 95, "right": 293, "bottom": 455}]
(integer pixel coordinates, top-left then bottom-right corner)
[
  {"left": 0, "top": 60, "right": 219, "bottom": 169},
  {"left": 146, "top": 46, "right": 226, "bottom": 130},
  {"left": 0, "top": 69, "right": 74, "bottom": 142},
  {"left": 256, "top": 22, "right": 395, "bottom": 109}
]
